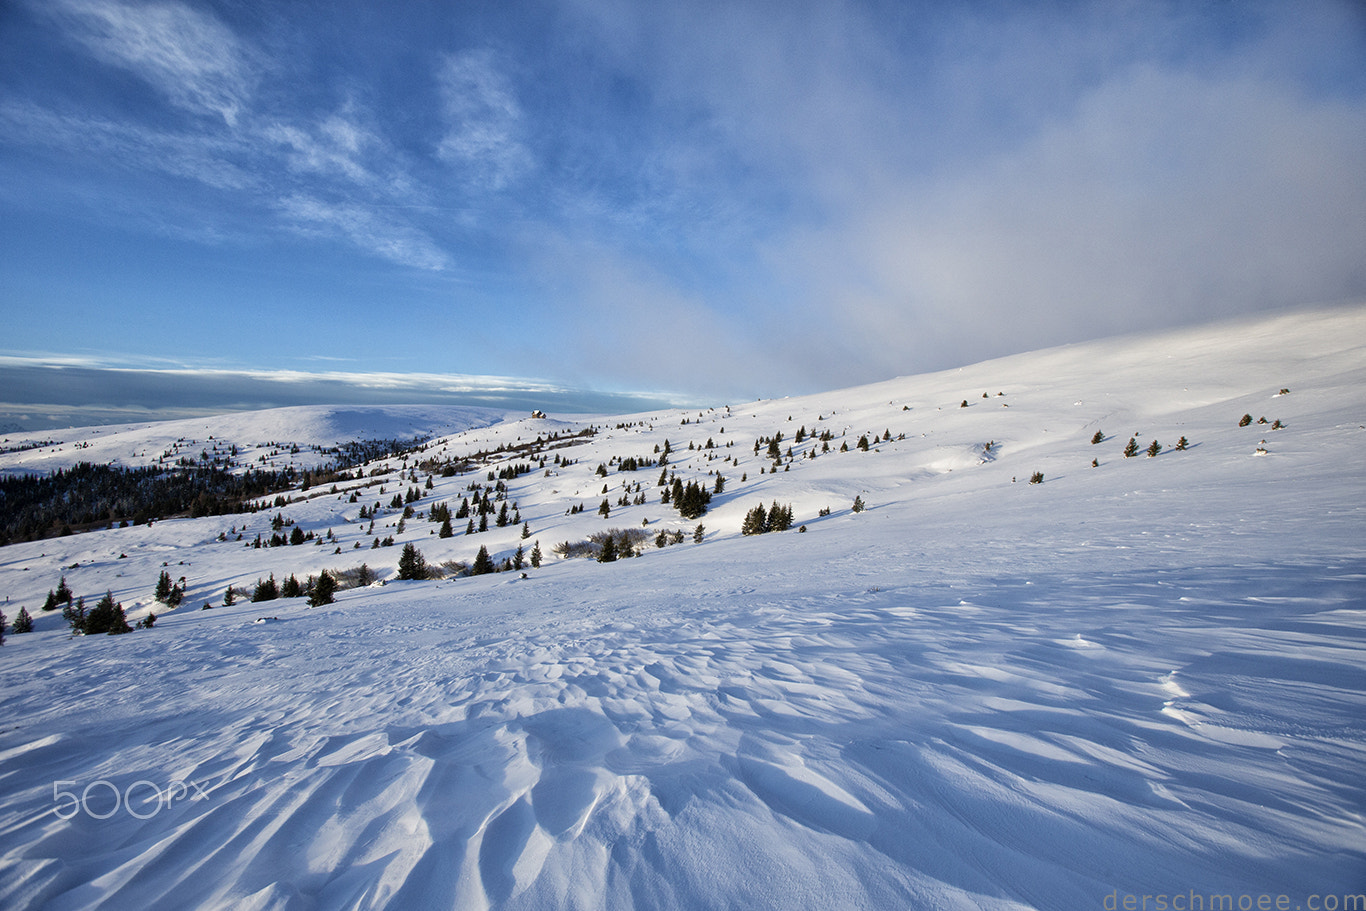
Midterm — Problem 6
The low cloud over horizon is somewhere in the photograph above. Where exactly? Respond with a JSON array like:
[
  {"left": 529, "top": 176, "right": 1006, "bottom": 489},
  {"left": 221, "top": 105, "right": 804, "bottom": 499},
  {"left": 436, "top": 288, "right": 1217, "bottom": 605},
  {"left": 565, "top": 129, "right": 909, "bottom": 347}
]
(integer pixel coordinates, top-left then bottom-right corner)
[
  {"left": 3, "top": 1, "right": 1364, "bottom": 406},
  {"left": 0, "top": 357, "right": 694, "bottom": 432}
]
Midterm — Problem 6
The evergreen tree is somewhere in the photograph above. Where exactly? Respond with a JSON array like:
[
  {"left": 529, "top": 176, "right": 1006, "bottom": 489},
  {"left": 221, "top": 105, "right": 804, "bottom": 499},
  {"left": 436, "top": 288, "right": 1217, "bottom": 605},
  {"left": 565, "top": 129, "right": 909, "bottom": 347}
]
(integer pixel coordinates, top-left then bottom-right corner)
[
  {"left": 852, "top": 495, "right": 866, "bottom": 513},
  {"left": 55, "top": 576, "right": 73, "bottom": 607},
  {"left": 86, "top": 591, "right": 131, "bottom": 634},
  {"left": 357, "top": 563, "right": 373, "bottom": 586},
  {"left": 521, "top": 521, "right": 531, "bottom": 539},
  {"left": 529, "top": 541, "right": 542, "bottom": 569},
  {"left": 281, "top": 574, "right": 303, "bottom": 598},
  {"left": 1091, "top": 431, "right": 1105, "bottom": 445},
  {"left": 439, "top": 517, "right": 454, "bottom": 538},
  {"left": 252, "top": 574, "right": 279, "bottom": 602},
  {"left": 63, "top": 597, "right": 86, "bottom": 633},
  {"left": 12, "top": 606, "right": 33, "bottom": 633},
  {"left": 224, "top": 586, "right": 236, "bottom": 606},
  {"left": 1175, "top": 436, "right": 1189, "bottom": 451},
  {"left": 598, "top": 534, "right": 618, "bottom": 562},
  {"left": 741, "top": 503, "right": 768, "bottom": 536},
  {"left": 0, "top": 610, "right": 5, "bottom": 645},
  {"left": 42, "top": 588, "right": 59, "bottom": 612},
  {"left": 397, "top": 543, "right": 428, "bottom": 580},
  {"left": 857, "top": 435, "right": 870, "bottom": 451},
  {"left": 693, "top": 524, "right": 705, "bottom": 543},
  {"left": 1123, "top": 437, "right": 1140, "bottom": 458},
  {"left": 290, "top": 526, "right": 306, "bottom": 545},
  {"left": 512, "top": 544, "right": 525, "bottom": 571},
  {"left": 308, "top": 570, "right": 336, "bottom": 607},
  {"left": 599, "top": 499, "right": 611, "bottom": 518},
  {"left": 1146, "top": 440, "right": 1161, "bottom": 458},
  {"left": 471, "top": 545, "right": 495, "bottom": 575}
]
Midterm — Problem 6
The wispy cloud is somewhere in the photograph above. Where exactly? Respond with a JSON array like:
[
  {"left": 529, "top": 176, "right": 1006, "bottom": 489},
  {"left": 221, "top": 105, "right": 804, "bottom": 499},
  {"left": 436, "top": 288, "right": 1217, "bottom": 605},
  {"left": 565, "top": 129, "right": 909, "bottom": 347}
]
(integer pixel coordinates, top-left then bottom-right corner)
[
  {"left": 43, "top": 0, "right": 256, "bottom": 125},
  {"left": 436, "top": 49, "right": 533, "bottom": 190},
  {"left": 275, "top": 194, "right": 450, "bottom": 271}
]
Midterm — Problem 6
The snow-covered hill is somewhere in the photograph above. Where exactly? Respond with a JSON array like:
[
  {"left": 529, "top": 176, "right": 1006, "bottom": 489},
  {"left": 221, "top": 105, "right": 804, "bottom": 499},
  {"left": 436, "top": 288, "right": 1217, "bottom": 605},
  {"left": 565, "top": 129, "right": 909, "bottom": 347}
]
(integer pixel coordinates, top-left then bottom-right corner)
[
  {"left": 0, "top": 404, "right": 509, "bottom": 477},
  {"left": 0, "top": 305, "right": 1363, "bottom": 910}
]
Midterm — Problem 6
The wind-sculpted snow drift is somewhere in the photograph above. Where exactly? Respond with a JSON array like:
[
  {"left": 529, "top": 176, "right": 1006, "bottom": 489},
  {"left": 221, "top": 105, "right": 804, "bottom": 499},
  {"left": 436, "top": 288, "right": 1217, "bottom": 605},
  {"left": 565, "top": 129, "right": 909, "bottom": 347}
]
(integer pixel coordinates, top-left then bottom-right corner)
[{"left": 0, "top": 306, "right": 1363, "bottom": 909}]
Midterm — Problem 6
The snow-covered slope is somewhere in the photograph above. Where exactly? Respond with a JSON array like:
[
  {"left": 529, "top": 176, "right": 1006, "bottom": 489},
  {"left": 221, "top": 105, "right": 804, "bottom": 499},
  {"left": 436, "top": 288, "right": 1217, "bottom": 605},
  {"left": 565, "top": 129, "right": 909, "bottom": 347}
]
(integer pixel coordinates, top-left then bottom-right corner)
[
  {"left": 0, "top": 404, "right": 509, "bottom": 477},
  {"left": 0, "top": 305, "right": 1363, "bottom": 910}
]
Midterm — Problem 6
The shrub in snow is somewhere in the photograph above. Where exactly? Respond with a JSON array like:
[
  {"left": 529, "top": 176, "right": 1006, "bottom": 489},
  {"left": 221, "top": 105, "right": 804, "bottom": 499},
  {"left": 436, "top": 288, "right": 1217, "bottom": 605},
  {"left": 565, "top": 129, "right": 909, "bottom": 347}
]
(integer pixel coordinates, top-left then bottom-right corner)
[
  {"left": 1029, "top": 472, "right": 1044, "bottom": 484},
  {"left": 852, "top": 495, "right": 866, "bottom": 513},
  {"left": 1175, "top": 436, "right": 1189, "bottom": 451},
  {"left": 1239, "top": 414, "right": 1253, "bottom": 427},
  {"left": 1091, "top": 431, "right": 1105, "bottom": 445},
  {"left": 1146, "top": 440, "right": 1161, "bottom": 458},
  {"left": 1124, "top": 437, "right": 1139, "bottom": 458}
]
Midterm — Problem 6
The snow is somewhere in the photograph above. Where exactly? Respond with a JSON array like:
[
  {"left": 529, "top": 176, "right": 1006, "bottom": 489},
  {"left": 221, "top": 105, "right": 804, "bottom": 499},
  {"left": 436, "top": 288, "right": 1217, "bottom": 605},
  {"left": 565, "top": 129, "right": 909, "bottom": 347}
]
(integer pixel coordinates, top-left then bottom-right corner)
[{"left": 1, "top": 304, "right": 1364, "bottom": 909}]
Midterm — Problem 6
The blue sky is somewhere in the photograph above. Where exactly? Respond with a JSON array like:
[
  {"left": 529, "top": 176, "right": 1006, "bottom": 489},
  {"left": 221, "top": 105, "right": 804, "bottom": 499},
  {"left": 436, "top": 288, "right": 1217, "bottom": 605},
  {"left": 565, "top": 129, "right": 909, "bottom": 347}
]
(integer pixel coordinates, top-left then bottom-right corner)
[{"left": 2, "top": 0, "right": 1364, "bottom": 429}]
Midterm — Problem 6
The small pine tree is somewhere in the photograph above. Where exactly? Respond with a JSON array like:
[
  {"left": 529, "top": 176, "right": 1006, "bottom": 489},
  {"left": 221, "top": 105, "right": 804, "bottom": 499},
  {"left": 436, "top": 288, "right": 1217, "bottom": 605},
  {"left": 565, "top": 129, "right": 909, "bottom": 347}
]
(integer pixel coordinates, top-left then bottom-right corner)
[
  {"left": 42, "top": 589, "right": 59, "bottom": 612},
  {"left": 598, "top": 499, "right": 611, "bottom": 518},
  {"left": 86, "top": 591, "right": 131, "bottom": 635},
  {"left": 12, "top": 606, "right": 34, "bottom": 634},
  {"left": 439, "top": 517, "right": 454, "bottom": 538},
  {"left": 281, "top": 574, "right": 303, "bottom": 598},
  {"left": 1029, "top": 471, "right": 1044, "bottom": 484},
  {"left": 521, "top": 521, "right": 531, "bottom": 539},
  {"left": 1123, "top": 437, "right": 1139, "bottom": 458},
  {"left": 851, "top": 495, "right": 865, "bottom": 513},
  {"left": 857, "top": 434, "right": 870, "bottom": 452},
  {"left": 308, "top": 571, "right": 336, "bottom": 607},
  {"left": 512, "top": 544, "right": 525, "bottom": 570},
  {"left": 397, "top": 543, "right": 428, "bottom": 580},
  {"left": 0, "top": 610, "right": 5, "bottom": 645},
  {"left": 224, "top": 585, "right": 236, "bottom": 606},
  {"left": 55, "top": 576, "right": 73, "bottom": 606},
  {"left": 63, "top": 597, "right": 87, "bottom": 633},
  {"left": 741, "top": 504, "right": 768, "bottom": 536},
  {"left": 1175, "top": 436, "right": 1189, "bottom": 451},
  {"left": 1091, "top": 431, "right": 1105, "bottom": 445},
  {"left": 598, "top": 535, "right": 618, "bottom": 563},
  {"left": 251, "top": 575, "right": 278, "bottom": 602},
  {"left": 357, "top": 563, "right": 373, "bottom": 586},
  {"left": 1146, "top": 440, "right": 1161, "bottom": 458},
  {"left": 693, "top": 524, "right": 705, "bottom": 543},
  {"left": 529, "top": 541, "right": 542, "bottom": 569},
  {"left": 471, "top": 545, "right": 494, "bottom": 575},
  {"left": 1239, "top": 414, "right": 1253, "bottom": 427}
]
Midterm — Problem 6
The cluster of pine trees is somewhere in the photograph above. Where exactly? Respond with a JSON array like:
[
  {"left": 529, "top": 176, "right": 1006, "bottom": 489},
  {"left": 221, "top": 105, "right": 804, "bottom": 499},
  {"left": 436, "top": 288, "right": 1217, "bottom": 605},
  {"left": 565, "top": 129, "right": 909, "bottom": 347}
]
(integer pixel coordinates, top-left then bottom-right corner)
[
  {"left": 661, "top": 478, "right": 712, "bottom": 520},
  {"left": 741, "top": 502, "right": 795, "bottom": 535}
]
